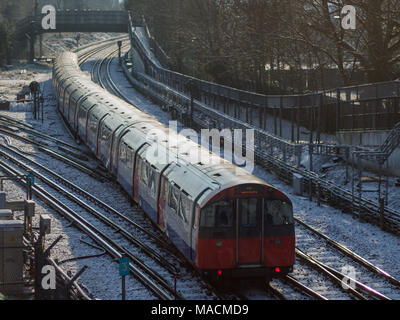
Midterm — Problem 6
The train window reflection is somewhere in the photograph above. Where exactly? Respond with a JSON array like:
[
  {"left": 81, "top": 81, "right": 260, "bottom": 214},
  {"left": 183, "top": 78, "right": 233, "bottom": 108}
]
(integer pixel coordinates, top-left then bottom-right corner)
[
  {"left": 169, "top": 186, "right": 180, "bottom": 212},
  {"left": 239, "top": 198, "right": 259, "bottom": 227},
  {"left": 200, "top": 201, "right": 233, "bottom": 228},
  {"left": 265, "top": 200, "right": 294, "bottom": 225}
]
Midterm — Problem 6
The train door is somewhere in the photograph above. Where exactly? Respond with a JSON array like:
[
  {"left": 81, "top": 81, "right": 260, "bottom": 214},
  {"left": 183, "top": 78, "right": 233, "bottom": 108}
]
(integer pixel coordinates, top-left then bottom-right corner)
[{"left": 236, "top": 198, "right": 264, "bottom": 266}]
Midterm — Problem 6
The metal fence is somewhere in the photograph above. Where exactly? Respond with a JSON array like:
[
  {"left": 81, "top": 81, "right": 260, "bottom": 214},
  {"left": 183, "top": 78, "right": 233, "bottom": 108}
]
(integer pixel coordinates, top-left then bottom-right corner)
[{"left": 128, "top": 14, "right": 400, "bottom": 135}]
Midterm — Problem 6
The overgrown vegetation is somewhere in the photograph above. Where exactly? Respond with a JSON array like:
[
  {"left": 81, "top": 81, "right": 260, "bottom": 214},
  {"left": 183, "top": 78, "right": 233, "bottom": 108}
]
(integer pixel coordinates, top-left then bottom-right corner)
[{"left": 124, "top": 0, "right": 400, "bottom": 93}]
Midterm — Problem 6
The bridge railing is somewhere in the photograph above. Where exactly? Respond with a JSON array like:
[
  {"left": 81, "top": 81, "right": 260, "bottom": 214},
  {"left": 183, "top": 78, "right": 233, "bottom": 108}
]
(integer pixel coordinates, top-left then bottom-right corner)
[{"left": 16, "top": 10, "right": 133, "bottom": 39}]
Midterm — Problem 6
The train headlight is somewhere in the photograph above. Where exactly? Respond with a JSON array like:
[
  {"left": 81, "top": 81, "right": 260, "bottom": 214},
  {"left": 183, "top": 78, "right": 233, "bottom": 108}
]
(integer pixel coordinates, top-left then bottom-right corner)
[
  {"left": 275, "top": 238, "right": 282, "bottom": 246},
  {"left": 216, "top": 241, "right": 223, "bottom": 248}
]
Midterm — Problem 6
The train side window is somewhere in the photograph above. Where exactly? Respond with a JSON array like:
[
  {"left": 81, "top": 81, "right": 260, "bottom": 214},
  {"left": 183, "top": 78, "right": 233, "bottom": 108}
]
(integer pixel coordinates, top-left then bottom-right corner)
[
  {"left": 140, "top": 161, "right": 149, "bottom": 185},
  {"left": 168, "top": 186, "right": 179, "bottom": 212},
  {"left": 179, "top": 195, "right": 191, "bottom": 223},
  {"left": 102, "top": 126, "right": 112, "bottom": 148},
  {"left": 265, "top": 200, "right": 294, "bottom": 226},
  {"left": 127, "top": 147, "right": 134, "bottom": 169},
  {"left": 89, "top": 114, "right": 98, "bottom": 134},
  {"left": 119, "top": 143, "right": 127, "bottom": 163},
  {"left": 148, "top": 167, "right": 156, "bottom": 196}
]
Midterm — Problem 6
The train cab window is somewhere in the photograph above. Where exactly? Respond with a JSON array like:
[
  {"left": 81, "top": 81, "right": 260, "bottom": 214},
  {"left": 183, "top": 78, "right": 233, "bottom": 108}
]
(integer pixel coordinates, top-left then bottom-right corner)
[
  {"left": 265, "top": 200, "right": 294, "bottom": 226},
  {"left": 200, "top": 200, "right": 234, "bottom": 228},
  {"left": 239, "top": 199, "right": 260, "bottom": 227}
]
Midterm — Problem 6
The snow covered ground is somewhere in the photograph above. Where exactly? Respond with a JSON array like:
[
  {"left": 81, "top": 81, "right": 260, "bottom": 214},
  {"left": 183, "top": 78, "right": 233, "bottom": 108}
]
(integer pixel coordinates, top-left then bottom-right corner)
[
  {"left": 0, "top": 69, "right": 158, "bottom": 300},
  {"left": 0, "top": 34, "right": 161, "bottom": 300},
  {"left": 1, "top": 34, "right": 399, "bottom": 300},
  {"left": 42, "top": 32, "right": 124, "bottom": 57},
  {"left": 130, "top": 28, "right": 400, "bottom": 212},
  {"left": 0, "top": 35, "right": 217, "bottom": 301},
  {"left": 110, "top": 48, "right": 400, "bottom": 298}
]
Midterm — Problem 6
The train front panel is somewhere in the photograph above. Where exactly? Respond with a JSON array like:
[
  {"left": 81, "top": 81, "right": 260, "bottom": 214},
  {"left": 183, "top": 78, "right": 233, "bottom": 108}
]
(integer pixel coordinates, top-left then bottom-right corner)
[{"left": 196, "top": 184, "right": 295, "bottom": 279}]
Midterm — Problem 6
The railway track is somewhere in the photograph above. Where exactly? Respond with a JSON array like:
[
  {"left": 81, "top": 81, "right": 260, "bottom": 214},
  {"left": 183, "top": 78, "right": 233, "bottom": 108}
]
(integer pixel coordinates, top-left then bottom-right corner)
[
  {"left": 294, "top": 218, "right": 400, "bottom": 300},
  {"left": 0, "top": 40, "right": 222, "bottom": 299},
  {"left": 123, "top": 42, "right": 400, "bottom": 235},
  {"left": 0, "top": 121, "right": 109, "bottom": 181},
  {"left": 86, "top": 41, "right": 134, "bottom": 105},
  {"left": 85, "top": 41, "right": 400, "bottom": 300},
  {"left": 0, "top": 158, "right": 173, "bottom": 299},
  {"left": 268, "top": 219, "right": 400, "bottom": 300},
  {"left": 0, "top": 135, "right": 218, "bottom": 300}
]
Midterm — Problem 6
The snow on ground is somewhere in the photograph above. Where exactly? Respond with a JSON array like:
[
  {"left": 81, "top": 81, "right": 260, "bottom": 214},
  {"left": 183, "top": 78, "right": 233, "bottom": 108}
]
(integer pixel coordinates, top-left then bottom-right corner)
[
  {"left": 0, "top": 35, "right": 158, "bottom": 300},
  {"left": 1, "top": 35, "right": 399, "bottom": 300},
  {"left": 111, "top": 49, "right": 400, "bottom": 287},
  {"left": 130, "top": 28, "right": 400, "bottom": 212},
  {"left": 42, "top": 32, "right": 124, "bottom": 56}
]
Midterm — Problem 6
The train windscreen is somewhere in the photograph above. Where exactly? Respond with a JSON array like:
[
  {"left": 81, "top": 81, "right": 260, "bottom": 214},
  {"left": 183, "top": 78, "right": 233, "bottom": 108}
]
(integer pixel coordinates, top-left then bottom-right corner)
[
  {"left": 264, "top": 200, "right": 294, "bottom": 226},
  {"left": 199, "top": 198, "right": 293, "bottom": 231},
  {"left": 238, "top": 198, "right": 260, "bottom": 228},
  {"left": 200, "top": 200, "right": 234, "bottom": 228}
]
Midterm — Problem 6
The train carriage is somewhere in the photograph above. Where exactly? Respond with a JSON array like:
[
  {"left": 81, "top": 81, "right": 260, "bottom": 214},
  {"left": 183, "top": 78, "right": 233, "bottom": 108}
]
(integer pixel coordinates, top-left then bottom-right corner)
[{"left": 53, "top": 52, "right": 295, "bottom": 281}]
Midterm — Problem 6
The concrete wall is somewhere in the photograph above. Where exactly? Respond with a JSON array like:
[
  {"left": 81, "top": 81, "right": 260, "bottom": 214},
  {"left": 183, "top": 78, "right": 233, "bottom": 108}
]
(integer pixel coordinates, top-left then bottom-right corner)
[{"left": 337, "top": 130, "right": 400, "bottom": 176}]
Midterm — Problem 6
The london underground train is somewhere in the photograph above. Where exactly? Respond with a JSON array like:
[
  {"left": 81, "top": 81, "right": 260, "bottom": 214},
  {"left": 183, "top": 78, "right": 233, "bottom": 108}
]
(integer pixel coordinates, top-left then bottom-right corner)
[{"left": 53, "top": 52, "right": 295, "bottom": 280}]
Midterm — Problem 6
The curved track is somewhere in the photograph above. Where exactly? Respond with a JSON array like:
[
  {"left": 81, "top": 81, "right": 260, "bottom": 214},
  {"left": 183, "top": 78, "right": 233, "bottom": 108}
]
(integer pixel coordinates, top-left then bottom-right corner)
[
  {"left": 0, "top": 38, "right": 219, "bottom": 300},
  {"left": 90, "top": 40, "right": 400, "bottom": 301}
]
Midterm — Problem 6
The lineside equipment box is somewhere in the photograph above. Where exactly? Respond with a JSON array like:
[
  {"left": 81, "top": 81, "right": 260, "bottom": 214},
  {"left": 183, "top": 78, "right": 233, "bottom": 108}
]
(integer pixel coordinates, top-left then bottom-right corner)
[
  {"left": 0, "top": 220, "right": 24, "bottom": 296},
  {"left": 0, "top": 210, "right": 12, "bottom": 221},
  {"left": 293, "top": 173, "right": 304, "bottom": 196}
]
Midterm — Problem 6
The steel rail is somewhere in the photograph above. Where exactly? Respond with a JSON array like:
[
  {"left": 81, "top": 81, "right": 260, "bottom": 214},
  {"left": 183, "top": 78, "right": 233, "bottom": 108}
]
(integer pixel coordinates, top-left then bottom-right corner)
[
  {"left": 87, "top": 42, "right": 399, "bottom": 300},
  {"left": 47, "top": 257, "right": 92, "bottom": 300},
  {"left": 0, "top": 159, "right": 180, "bottom": 300},
  {"left": 296, "top": 249, "right": 390, "bottom": 300},
  {"left": 121, "top": 49, "right": 400, "bottom": 234},
  {"left": 0, "top": 116, "right": 92, "bottom": 156},
  {"left": 0, "top": 146, "right": 180, "bottom": 277},
  {"left": 295, "top": 217, "right": 400, "bottom": 287},
  {"left": 0, "top": 127, "right": 108, "bottom": 181},
  {"left": 0, "top": 143, "right": 171, "bottom": 248},
  {"left": 283, "top": 275, "right": 328, "bottom": 301},
  {"left": 267, "top": 282, "right": 287, "bottom": 300}
]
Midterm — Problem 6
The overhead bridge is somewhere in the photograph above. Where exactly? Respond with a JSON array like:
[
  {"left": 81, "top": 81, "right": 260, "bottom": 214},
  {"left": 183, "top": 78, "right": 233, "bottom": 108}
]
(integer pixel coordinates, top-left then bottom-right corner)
[
  {"left": 16, "top": 10, "right": 142, "bottom": 61},
  {"left": 16, "top": 10, "right": 137, "bottom": 37}
]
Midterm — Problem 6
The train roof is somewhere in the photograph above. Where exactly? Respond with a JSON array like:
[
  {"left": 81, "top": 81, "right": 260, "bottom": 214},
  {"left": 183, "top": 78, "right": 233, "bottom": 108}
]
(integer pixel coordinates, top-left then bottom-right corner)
[{"left": 54, "top": 52, "right": 272, "bottom": 203}]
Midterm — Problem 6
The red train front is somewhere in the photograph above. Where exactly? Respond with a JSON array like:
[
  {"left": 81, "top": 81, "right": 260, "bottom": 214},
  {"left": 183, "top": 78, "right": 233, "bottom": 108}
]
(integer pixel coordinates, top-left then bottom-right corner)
[{"left": 196, "top": 183, "right": 295, "bottom": 280}]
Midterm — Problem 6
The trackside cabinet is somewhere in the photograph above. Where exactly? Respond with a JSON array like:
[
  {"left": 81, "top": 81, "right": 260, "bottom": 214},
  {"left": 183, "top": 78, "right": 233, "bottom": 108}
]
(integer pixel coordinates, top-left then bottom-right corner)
[{"left": 0, "top": 220, "right": 24, "bottom": 296}]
